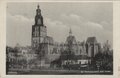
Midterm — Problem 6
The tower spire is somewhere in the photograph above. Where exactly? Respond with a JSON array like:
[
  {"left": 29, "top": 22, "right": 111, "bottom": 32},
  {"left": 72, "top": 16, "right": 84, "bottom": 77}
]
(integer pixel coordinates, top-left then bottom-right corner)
[
  {"left": 35, "top": 4, "right": 43, "bottom": 25},
  {"left": 69, "top": 27, "right": 72, "bottom": 36},
  {"left": 36, "top": 4, "right": 41, "bottom": 15},
  {"left": 37, "top": 4, "right": 39, "bottom": 9}
]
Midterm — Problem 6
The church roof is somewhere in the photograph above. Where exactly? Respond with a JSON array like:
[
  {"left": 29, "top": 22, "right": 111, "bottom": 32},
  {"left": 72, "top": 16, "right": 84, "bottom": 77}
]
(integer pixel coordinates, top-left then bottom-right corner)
[
  {"left": 65, "top": 28, "right": 77, "bottom": 45},
  {"left": 66, "top": 35, "right": 77, "bottom": 45},
  {"left": 86, "top": 37, "right": 97, "bottom": 43},
  {"left": 43, "top": 36, "right": 54, "bottom": 44}
]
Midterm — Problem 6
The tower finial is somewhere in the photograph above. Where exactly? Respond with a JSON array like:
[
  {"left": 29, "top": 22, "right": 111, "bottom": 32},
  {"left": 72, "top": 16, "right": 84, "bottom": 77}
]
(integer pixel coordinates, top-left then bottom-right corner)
[
  {"left": 69, "top": 27, "right": 72, "bottom": 36},
  {"left": 37, "top": 4, "right": 39, "bottom": 9}
]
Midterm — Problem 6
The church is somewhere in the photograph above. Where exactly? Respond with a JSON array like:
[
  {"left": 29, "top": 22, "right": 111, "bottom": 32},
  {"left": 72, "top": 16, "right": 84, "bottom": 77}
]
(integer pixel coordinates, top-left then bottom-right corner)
[{"left": 31, "top": 5, "right": 101, "bottom": 68}]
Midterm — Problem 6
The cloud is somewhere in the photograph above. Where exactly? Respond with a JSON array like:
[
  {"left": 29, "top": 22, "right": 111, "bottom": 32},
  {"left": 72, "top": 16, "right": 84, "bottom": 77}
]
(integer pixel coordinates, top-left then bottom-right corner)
[
  {"left": 44, "top": 18, "right": 69, "bottom": 42},
  {"left": 60, "top": 14, "right": 84, "bottom": 26},
  {"left": 61, "top": 14, "right": 82, "bottom": 21},
  {"left": 7, "top": 13, "right": 34, "bottom": 47},
  {"left": 60, "top": 13, "right": 104, "bottom": 30},
  {"left": 84, "top": 21, "right": 103, "bottom": 29},
  {"left": 7, "top": 12, "right": 112, "bottom": 47},
  {"left": 8, "top": 13, "right": 34, "bottom": 23},
  {"left": 58, "top": 13, "right": 112, "bottom": 46},
  {"left": 100, "top": 21, "right": 113, "bottom": 31},
  {"left": 44, "top": 18, "right": 68, "bottom": 28}
]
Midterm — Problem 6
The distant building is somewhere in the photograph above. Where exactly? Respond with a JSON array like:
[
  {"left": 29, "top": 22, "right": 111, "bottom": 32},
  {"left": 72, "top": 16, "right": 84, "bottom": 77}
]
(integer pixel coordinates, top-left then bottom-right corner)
[
  {"left": 6, "top": 46, "right": 16, "bottom": 69},
  {"left": 86, "top": 37, "right": 101, "bottom": 58},
  {"left": 64, "top": 28, "right": 79, "bottom": 55},
  {"left": 61, "top": 55, "right": 90, "bottom": 68}
]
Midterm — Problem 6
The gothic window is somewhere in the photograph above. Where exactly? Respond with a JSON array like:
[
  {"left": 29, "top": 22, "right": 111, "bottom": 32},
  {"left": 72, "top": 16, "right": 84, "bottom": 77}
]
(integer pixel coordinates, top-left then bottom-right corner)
[
  {"left": 80, "top": 49, "right": 82, "bottom": 54},
  {"left": 33, "top": 31, "right": 35, "bottom": 37},
  {"left": 34, "top": 27, "right": 39, "bottom": 37},
  {"left": 34, "top": 28, "right": 37, "bottom": 37},
  {"left": 35, "top": 27, "right": 37, "bottom": 31},
  {"left": 36, "top": 31, "right": 39, "bottom": 37},
  {"left": 50, "top": 50, "right": 53, "bottom": 54},
  {"left": 36, "top": 27, "right": 39, "bottom": 31}
]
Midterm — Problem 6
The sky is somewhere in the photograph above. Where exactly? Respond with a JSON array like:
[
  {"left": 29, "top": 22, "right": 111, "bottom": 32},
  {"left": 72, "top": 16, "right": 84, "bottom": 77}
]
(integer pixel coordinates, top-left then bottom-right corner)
[{"left": 7, "top": 2, "right": 113, "bottom": 47}]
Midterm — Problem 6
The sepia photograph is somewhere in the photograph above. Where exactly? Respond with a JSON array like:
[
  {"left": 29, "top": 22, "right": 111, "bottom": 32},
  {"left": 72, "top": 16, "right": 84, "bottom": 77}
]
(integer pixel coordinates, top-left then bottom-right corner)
[{"left": 6, "top": 2, "right": 113, "bottom": 75}]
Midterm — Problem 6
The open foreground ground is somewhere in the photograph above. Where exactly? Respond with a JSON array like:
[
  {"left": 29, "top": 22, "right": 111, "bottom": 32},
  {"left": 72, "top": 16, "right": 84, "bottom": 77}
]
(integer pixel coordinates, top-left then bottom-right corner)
[{"left": 8, "top": 69, "right": 113, "bottom": 75}]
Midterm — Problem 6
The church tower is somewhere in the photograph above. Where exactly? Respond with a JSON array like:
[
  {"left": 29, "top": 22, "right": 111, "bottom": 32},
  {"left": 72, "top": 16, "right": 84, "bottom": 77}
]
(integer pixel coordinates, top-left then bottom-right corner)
[{"left": 32, "top": 5, "right": 47, "bottom": 48}]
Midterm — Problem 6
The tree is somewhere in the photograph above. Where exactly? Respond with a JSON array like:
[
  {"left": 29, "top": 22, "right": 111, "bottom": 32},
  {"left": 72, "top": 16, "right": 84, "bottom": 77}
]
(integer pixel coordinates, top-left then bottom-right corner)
[{"left": 94, "top": 49, "right": 113, "bottom": 71}]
